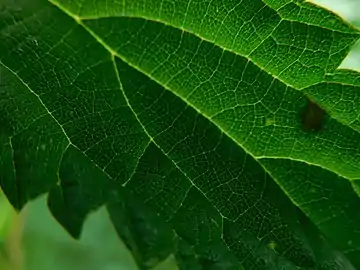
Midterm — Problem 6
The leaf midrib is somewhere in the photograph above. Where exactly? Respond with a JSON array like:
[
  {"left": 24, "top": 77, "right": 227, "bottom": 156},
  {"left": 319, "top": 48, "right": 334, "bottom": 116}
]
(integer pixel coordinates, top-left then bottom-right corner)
[
  {"left": 50, "top": 0, "right": 360, "bottom": 140},
  {"left": 1, "top": 0, "right": 302, "bottom": 224},
  {"left": 0, "top": 3, "right": 233, "bottom": 226},
  {"left": 3, "top": 0, "right": 353, "bottom": 213},
  {"left": 49, "top": 0, "right": 360, "bottom": 89},
  {"left": 41, "top": 0, "right": 354, "bottom": 183},
  {"left": 111, "top": 55, "right": 216, "bottom": 209},
  {"left": 36, "top": 4, "right": 360, "bottom": 242}
]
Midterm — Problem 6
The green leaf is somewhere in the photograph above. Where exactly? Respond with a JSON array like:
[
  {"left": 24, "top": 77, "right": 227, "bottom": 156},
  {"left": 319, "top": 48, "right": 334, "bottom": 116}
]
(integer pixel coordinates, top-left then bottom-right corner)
[{"left": 1, "top": 0, "right": 360, "bottom": 268}]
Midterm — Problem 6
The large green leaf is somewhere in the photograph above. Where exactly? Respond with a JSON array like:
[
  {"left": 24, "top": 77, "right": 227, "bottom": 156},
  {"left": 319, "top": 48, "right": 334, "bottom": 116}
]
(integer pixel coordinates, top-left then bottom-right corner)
[{"left": 1, "top": 0, "right": 360, "bottom": 268}]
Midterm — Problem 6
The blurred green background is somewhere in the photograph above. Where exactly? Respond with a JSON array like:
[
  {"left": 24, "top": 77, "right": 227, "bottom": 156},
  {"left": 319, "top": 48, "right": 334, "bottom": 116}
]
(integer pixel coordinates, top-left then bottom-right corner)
[
  {"left": 0, "top": 188, "right": 177, "bottom": 270},
  {"left": 0, "top": 188, "right": 140, "bottom": 270},
  {"left": 1, "top": 1, "right": 360, "bottom": 270},
  {"left": 313, "top": 0, "right": 360, "bottom": 70}
]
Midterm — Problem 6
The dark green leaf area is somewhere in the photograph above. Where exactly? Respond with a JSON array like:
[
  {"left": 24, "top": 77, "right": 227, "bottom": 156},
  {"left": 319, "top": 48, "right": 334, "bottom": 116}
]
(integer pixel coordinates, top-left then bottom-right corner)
[
  {"left": 48, "top": 145, "right": 124, "bottom": 238},
  {"left": 108, "top": 196, "right": 174, "bottom": 269},
  {"left": 174, "top": 239, "right": 203, "bottom": 270},
  {"left": 300, "top": 100, "right": 326, "bottom": 132},
  {"left": 175, "top": 238, "right": 243, "bottom": 270},
  {"left": 0, "top": 81, "right": 15, "bottom": 137},
  {"left": 261, "top": 158, "right": 360, "bottom": 267},
  {"left": 126, "top": 143, "right": 241, "bottom": 270},
  {"left": 118, "top": 58, "right": 343, "bottom": 268},
  {"left": 6, "top": 115, "right": 67, "bottom": 209},
  {"left": 46, "top": 144, "right": 174, "bottom": 269},
  {"left": 62, "top": 0, "right": 360, "bottom": 88},
  {"left": 304, "top": 70, "right": 360, "bottom": 132},
  {"left": 0, "top": 65, "right": 69, "bottom": 209}
]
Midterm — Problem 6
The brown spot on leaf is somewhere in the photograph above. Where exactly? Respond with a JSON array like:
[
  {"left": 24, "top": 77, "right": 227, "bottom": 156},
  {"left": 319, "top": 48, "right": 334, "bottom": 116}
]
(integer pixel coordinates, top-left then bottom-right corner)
[{"left": 301, "top": 100, "right": 325, "bottom": 132}]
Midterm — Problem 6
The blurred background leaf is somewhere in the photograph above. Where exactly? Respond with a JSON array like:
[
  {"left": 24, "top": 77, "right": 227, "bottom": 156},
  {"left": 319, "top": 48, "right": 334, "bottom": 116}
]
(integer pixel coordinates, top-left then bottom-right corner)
[
  {"left": 22, "top": 197, "right": 137, "bottom": 270},
  {"left": 0, "top": 188, "right": 21, "bottom": 270},
  {"left": 312, "top": 0, "right": 360, "bottom": 71},
  {"left": 0, "top": 190, "right": 178, "bottom": 270}
]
